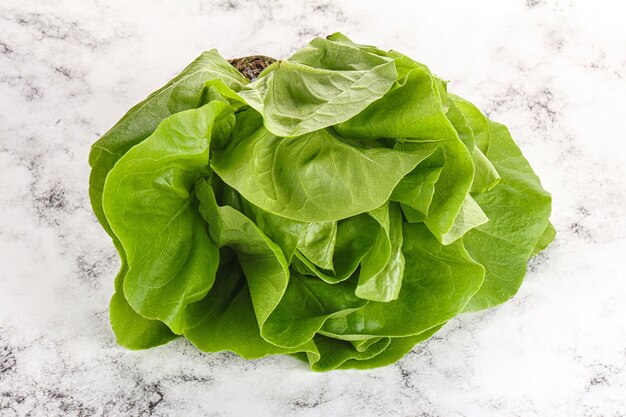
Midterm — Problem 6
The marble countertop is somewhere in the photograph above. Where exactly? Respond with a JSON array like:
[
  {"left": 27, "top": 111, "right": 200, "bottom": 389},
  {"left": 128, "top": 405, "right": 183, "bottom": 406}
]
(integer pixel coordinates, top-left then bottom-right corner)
[{"left": 1, "top": 0, "right": 625, "bottom": 416}]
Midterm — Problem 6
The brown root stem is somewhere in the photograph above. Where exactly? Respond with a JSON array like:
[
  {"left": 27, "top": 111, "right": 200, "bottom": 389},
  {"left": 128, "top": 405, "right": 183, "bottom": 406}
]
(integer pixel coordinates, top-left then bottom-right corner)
[{"left": 228, "top": 55, "right": 277, "bottom": 81}]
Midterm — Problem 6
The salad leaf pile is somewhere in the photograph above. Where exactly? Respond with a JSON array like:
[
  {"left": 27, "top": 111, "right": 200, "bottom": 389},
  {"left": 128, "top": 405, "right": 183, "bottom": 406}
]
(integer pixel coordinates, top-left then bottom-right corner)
[{"left": 89, "top": 33, "right": 554, "bottom": 371}]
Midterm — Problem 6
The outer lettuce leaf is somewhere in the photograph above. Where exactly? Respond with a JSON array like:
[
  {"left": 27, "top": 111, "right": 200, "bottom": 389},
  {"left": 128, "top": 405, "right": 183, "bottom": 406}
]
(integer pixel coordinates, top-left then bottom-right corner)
[
  {"left": 533, "top": 221, "right": 556, "bottom": 256},
  {"left": 335, "top": 325, "right": 444, "bottom": 370},
  {"left": 92, "top": 51, "right": 246, "bottom": 341},
  {"left": 90, "top": 50, "right": 246, "bottom": 238},
  {"left": 102, "top": 101, "right": 234, "bottom": 333},
  {"left": 351, "top": 337, "right": 384, "bottom": 352},
  {"left": 109, "top": 263, "right": 178, "bottom": 349},
  {"left": 463, "top": 119, "right": 552, "bottom": 310},
  {"left": 307, "top": 335, "right": 391, "bottom": 371}
]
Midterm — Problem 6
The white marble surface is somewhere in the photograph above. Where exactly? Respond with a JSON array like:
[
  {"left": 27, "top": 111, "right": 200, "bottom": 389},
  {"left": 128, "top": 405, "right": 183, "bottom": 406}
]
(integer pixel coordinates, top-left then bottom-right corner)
[{"left": 1, "top": 0, "right": 625, "bottom": 415}]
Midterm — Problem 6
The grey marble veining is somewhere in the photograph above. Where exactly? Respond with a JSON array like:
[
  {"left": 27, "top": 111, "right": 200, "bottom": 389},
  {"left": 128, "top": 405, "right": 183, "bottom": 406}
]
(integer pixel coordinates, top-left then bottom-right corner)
[{"left": 1, "top": 0, "right": 625, "bottom": 416}]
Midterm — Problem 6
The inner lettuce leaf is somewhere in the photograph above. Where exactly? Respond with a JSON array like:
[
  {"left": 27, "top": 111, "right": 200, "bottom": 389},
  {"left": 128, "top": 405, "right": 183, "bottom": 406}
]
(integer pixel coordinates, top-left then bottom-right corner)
[
  {"left": 239, "top": 38, "right": 398, "bottom": 137},
  {"left": 91, "top": 33, "right": 554, "bottom": 371}
]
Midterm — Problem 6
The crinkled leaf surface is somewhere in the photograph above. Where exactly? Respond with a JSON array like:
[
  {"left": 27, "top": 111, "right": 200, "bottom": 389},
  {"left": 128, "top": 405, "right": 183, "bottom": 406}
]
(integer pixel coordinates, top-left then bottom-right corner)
[
  {"left": 212, "top": 114, "right": 437, "bottom": 222},
  {"left": 90, "top": 50, "right": 246, "bottom": 238},
  {"left": 102, "top": 101, "right": 234, "bottom": 333},
  {"left": 239, "top": 38, "right": 398, "bottom": 137},
  {"left": 321, "top": 222, "right": 484, "bottom": 338},
  {"left": 462, "top": 120, "right": 552, "bottom": 310}
]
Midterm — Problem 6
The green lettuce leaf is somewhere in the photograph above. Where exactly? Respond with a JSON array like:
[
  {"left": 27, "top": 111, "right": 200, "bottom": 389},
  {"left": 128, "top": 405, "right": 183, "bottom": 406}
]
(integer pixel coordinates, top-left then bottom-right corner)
[
  {"left": 462, "top": 119, "right": 552, "bottom": 310},
  {"left": 102, "top": 101, "right": 234, "bottom": 333},
  {"left": 321, "top": 222, "right": 484, "bottom": 338},
  {"left": 212, "top": 112, "right": 438, "bottom": 222},
  {"left": 90, "top": 50, "right": 246, "bottom": 239},
  {"left": 239, "top": 37, "right": 398, "bottom": 137}
]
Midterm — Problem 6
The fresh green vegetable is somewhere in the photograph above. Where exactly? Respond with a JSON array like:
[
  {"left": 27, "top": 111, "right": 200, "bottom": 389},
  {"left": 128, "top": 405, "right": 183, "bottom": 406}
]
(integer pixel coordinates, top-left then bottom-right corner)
[{"left": 89, "top": 33, "right": 553, "bottom": 371}]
